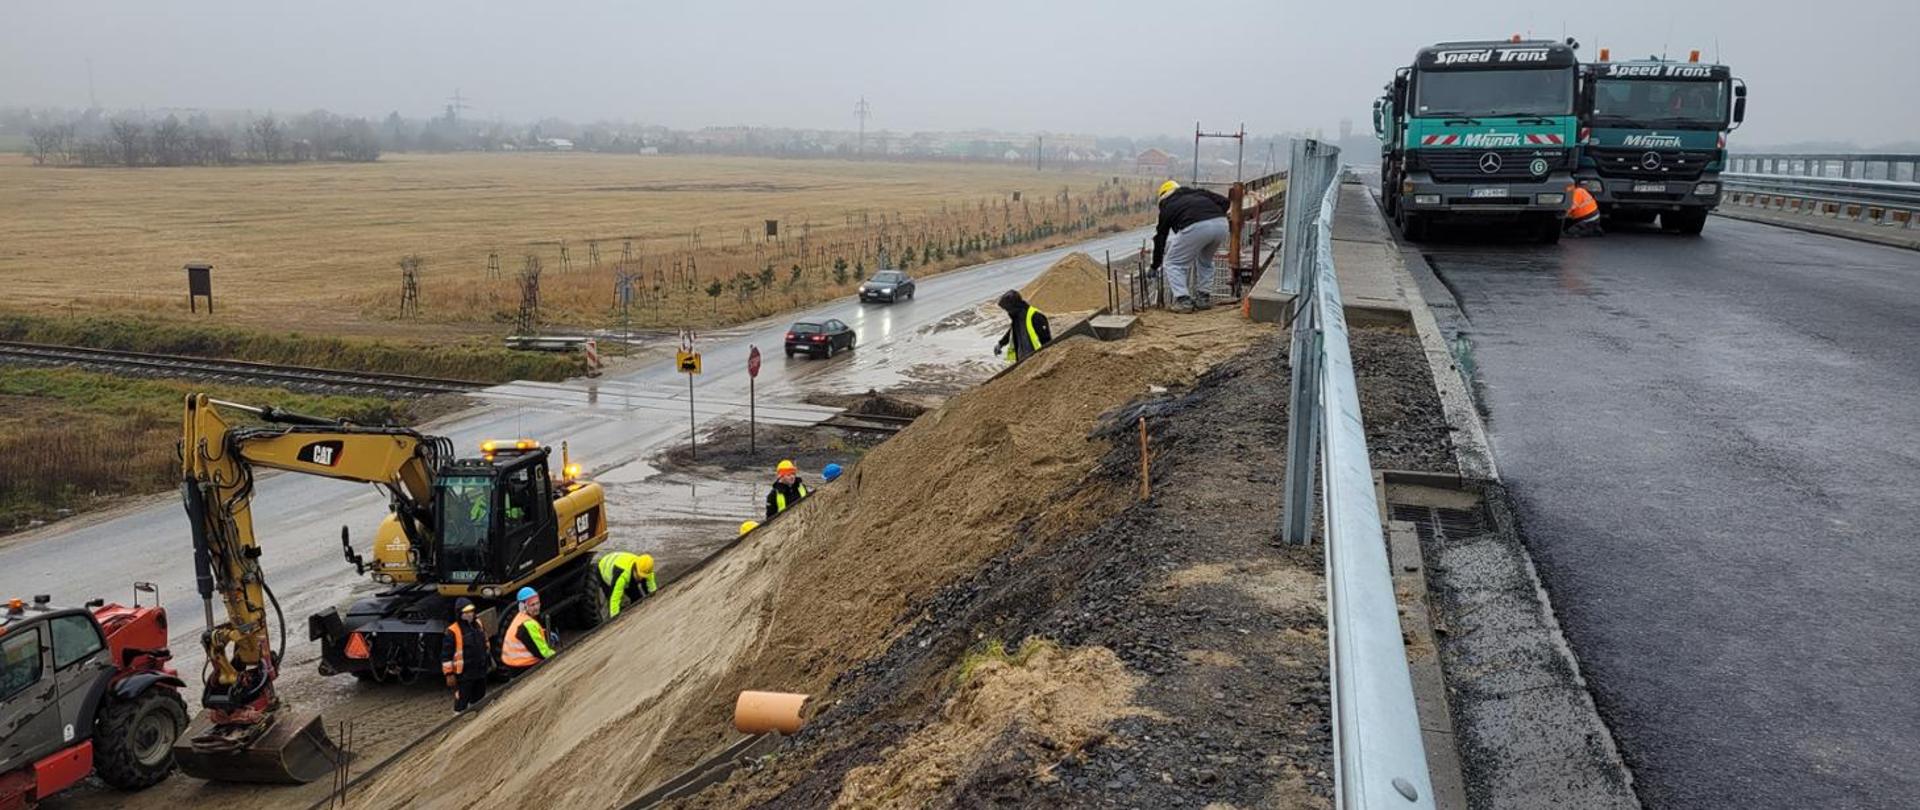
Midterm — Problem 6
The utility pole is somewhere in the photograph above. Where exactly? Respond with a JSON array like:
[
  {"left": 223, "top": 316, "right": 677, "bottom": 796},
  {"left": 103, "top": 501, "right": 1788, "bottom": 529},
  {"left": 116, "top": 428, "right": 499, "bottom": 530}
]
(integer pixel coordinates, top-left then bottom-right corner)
[
  {"left": 446, "top": 88, "right": 471, "bottom": 123},
  {"left": 86, "top": 58, "right": 98, "bottom": 110},
  {"left": 1035, "top": 135, "right": 1043, "bottom": 172},
  {"left": 853, "top": 96, "right": 870, "bottom": 156}
]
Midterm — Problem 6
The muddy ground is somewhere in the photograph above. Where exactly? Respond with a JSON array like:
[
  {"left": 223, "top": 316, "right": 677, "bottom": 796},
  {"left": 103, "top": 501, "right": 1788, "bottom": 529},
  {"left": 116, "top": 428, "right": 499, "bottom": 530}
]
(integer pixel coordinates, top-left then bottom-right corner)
[{"left": 670, "top": 323, "right": 1454, "bottom": 808}]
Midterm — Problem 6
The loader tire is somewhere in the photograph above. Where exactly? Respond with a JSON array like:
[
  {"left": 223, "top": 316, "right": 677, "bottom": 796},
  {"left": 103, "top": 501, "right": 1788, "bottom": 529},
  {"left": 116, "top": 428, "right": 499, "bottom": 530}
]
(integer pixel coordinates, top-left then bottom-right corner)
[
  {"left": 94, "top": 688, "right": 188, "bottom": 790},
  {"left": 565, "top": 562, "right": 609, "bottom": 630}
]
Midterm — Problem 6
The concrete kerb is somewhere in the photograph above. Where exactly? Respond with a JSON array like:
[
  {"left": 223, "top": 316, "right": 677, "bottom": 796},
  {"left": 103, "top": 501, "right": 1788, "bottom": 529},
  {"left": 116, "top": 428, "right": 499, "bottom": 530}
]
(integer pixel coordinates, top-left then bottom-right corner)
[{"left": 1712, "top": 205, "right": 1920, "bottom": 251}]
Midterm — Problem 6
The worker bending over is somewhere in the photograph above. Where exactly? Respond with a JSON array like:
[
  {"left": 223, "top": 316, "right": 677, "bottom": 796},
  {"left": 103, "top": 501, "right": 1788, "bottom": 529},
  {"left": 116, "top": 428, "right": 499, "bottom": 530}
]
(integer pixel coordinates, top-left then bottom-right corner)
[
  {"left": 1565, "top": 185, "right": 1603, "bottom": 237},
  {"left": 597, "top": 551, "right": 657, "bottom": 618},
  {"left": 1151, "top": 180, "right": 1231, "bottom": 312},
  {"left": 499, "top": 586, "right": 558, "bottom": 674},
  {"left": 993, "top": 290, "right": 1051, "bottom": 363},
  {"left": 441, "top": 598, "right": 492, "bottom": 713},
  {"left": 765, "top": 459, "right": 810, "bottom": 519}
]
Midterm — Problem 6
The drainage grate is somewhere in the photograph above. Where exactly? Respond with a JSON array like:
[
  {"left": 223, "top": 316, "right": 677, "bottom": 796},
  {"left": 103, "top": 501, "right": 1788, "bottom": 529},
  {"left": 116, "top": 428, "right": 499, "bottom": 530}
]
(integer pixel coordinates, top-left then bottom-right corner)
[{"left": 1389, "top": 503, "right": 1489, "bottom": 545}]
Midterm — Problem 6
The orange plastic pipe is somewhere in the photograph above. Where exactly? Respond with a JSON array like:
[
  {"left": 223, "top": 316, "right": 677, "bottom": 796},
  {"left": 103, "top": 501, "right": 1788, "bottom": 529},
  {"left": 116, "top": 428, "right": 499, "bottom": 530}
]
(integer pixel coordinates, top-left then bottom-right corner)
[{"left": 734, "top": 691, "right": 808, "bottom": 734}]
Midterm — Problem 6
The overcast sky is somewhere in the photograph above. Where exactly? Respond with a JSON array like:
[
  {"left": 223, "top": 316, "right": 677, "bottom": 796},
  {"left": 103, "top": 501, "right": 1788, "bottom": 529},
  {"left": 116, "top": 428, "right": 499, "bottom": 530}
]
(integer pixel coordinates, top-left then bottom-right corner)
[{"left": 2, "top": 0, "right": 1913, "bottom": 146}]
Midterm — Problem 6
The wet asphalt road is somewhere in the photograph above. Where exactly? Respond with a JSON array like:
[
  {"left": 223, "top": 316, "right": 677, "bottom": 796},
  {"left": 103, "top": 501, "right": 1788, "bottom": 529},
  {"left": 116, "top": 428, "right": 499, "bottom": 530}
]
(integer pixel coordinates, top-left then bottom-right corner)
[
  {"left": 0, "top": 227, "right": 1148, "bottom": 695},
  {"left": 1413, "top": 217, "right": 1920, "bottom": 808}
]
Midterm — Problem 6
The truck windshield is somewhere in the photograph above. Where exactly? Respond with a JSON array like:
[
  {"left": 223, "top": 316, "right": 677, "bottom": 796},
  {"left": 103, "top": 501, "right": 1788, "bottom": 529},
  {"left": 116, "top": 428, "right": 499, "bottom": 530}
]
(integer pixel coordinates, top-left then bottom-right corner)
[
  {"left": 1591, "top": 79, "right": 1727, "bottom": 128},
  {"left": 1415, "top": 68, "right": 1573, "bottom": 117},
  {"left": 438, "top": 475, "right": 493, "bottom": 581}
]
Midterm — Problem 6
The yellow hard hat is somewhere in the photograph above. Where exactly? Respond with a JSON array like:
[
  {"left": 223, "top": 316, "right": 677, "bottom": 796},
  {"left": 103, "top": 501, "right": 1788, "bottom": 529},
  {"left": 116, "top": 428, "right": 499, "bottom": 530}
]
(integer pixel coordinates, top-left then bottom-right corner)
[
  {"left": 776, "top": 459, "right": 797, "bottom": 475},
  {"left": 1157, "top": 180, "right": 1180, "bottom": 200},
  {"left": 739, "top": 520, "right": 760, "bottom": 536},
  {"left": 635, "top": 553, "right": 654, "bottom": 576}
]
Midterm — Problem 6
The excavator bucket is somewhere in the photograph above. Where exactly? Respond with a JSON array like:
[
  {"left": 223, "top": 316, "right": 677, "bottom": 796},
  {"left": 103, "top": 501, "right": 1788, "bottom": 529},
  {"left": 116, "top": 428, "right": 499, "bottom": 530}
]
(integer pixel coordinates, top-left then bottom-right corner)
[{"left": 173, "top": 709, "right": 347, "bottom": 784}]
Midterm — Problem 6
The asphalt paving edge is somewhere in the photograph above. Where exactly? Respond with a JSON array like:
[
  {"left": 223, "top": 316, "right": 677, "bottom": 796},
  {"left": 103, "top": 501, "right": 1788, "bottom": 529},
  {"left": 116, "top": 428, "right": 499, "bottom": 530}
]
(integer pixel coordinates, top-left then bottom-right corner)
[{"left": 1374, "top": 197, "right": 1643, "bottom": 808}]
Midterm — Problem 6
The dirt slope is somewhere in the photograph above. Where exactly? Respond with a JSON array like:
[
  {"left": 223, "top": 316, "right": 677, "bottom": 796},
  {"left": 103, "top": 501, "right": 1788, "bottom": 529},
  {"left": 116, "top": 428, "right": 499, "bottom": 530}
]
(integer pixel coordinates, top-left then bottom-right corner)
[{"left": 352, "top": 311, "right": 1263, "bottom": 809}]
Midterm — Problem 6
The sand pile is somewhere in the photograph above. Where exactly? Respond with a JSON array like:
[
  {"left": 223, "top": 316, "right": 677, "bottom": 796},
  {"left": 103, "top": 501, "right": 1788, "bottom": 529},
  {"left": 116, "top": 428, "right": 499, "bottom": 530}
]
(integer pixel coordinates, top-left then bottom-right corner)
[
  {"left": 352, "top": 311, "right": 1264, "bottom": 809},
  {"left": 1020, "top": 251, "right": 1114, "bottom": 313}
]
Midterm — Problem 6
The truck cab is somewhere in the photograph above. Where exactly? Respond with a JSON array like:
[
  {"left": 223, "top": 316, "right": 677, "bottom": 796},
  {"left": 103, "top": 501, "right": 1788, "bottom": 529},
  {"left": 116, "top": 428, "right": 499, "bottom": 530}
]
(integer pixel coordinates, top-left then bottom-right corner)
[
  {"left": 1377, "top": 39, "right": 1581, "bottom": 243},
  {"left": 1576, "top": 52, "right": 1746, "bottom": 234}
]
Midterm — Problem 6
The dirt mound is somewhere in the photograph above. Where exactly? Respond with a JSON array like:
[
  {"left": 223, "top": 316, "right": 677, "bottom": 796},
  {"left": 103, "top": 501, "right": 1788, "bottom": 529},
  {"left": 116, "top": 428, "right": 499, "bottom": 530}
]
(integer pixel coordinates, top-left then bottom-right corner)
[
  {"left": 803, "top": 389, "right": 929, "bottom": 418},
  {"left": 1020, "top": 251, "right": 1114, "bottom": 313},
  {"left": 350, "top": 310, "right": 1264, "bottom": 810},
  {"left": 831, "top": 642, "right": 1154, "bottom": 808}
]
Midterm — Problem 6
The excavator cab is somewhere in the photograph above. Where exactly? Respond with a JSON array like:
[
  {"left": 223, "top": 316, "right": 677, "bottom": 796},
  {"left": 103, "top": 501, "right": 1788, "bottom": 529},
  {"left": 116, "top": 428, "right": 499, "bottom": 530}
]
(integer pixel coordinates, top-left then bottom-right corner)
[{"left": 430, "top": 447, "right": 560, "bottom": 586}]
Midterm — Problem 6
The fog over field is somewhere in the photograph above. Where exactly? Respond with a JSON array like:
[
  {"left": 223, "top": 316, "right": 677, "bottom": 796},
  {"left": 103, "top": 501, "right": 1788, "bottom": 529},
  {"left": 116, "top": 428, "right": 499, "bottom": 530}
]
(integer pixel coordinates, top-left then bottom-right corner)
[{"left": 1, "top": 0, "right": 1914, "bottom": 145}]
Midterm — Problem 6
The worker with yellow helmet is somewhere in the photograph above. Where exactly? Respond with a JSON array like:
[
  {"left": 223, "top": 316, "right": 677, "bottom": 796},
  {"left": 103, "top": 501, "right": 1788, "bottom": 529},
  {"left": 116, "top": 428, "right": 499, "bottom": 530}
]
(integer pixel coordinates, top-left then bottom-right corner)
[
  {"left": 596, "top": 550, "right": 658, "bottom": 618},
  {"left": 764, "top": 459, "right": 811, "bottom": 520},
  {"left": 1151, "top": 179, "right": 1232, "bottom": 313},
  {"left": 739, "top": 520, "right": 760, "bottom": 536}
]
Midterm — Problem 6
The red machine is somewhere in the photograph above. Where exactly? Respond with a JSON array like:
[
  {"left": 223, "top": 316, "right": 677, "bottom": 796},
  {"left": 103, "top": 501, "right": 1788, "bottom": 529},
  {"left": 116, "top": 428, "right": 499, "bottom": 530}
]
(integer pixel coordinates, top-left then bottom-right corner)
[{"left": 0, "top": 583, "right": 187, "bottom": 809}]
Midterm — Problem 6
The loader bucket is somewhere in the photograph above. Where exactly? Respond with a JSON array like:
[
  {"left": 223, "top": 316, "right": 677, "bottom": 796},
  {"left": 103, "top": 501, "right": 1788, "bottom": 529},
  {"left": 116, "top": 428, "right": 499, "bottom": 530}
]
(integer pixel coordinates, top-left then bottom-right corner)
[{"left": 173, "top": 708, "right": 347, "bottom": 784}]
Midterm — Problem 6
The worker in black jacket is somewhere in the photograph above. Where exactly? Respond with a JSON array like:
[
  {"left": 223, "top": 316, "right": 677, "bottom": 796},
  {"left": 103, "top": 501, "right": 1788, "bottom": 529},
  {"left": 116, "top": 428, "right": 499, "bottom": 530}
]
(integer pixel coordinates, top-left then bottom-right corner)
[
  {"left": 1150, "top": 180, "right": 1232, "bottom": 312},
  {"left": 765, "top": 459, "right": 810, "bottom": 519},
  {"left": 993, "top": 289, "right": 1052, "bottom": 363},
  {"left": 440, "top": 598, "right": 492, "bottom": 712}
]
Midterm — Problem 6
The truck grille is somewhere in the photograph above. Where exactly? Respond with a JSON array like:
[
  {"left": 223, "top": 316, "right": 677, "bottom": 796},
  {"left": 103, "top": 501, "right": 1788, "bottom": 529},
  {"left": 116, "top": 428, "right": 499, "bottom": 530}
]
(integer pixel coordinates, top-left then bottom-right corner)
[
  {"left": 1588, "top": 147, "right": 1715, "bottom": 182},
  {"left": 1417, "top": 148, "right": 1570, "bottom": 182}
]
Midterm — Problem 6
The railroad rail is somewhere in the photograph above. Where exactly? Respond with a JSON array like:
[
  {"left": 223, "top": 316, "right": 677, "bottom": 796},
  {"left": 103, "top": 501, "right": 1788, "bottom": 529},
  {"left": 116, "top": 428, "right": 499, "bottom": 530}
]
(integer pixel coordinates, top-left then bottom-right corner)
[{"left": 0, "top": 340, "right": 489, "bottom": 398}]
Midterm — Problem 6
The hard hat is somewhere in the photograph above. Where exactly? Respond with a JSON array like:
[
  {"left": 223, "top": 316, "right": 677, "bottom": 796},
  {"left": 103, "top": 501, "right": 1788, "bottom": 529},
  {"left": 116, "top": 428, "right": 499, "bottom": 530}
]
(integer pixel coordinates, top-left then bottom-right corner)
[
  {"left": 516, "top": 586, "right": 538, "bottom": 602},
  {"left": 739, "top": 520, "right": 760, "bottom": 536},
  {"left": 455, "top": 597, "right": 476, "bottom": 613},
  {"left": 635, "top": 554, "right": 654, "bottom": 576},
  {"left": 822, "top": 463, "right": 843, "bottom": 482},
  {"left": 1157, "top": 180, "right": 1180, "bottom": 200},
  {"left": 776, "top": 459, "right": 797, "bottom": 475}
]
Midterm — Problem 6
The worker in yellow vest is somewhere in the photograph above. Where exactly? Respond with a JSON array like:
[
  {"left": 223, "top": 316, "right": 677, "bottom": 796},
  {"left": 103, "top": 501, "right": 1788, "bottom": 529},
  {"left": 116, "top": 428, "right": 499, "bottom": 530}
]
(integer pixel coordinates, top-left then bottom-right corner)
[
  {"left": 499, "top": 586, "right": 557, "bottom": 674},
  {"left": 764, "top": 460, "right": 810, "bottom": 519},
  {"left": 993, "top": 290, "right": 1051, "bottom": 363},
  {"left": 597, "top": 551, "right": 657, "bottom": 618}
]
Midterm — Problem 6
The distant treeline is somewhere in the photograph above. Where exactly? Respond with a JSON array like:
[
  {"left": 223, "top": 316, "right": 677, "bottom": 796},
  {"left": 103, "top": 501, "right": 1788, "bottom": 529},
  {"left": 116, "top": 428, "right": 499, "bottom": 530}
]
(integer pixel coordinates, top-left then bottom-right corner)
[{"left": 26, "top": 111, "right": 380, "bottom": 167}]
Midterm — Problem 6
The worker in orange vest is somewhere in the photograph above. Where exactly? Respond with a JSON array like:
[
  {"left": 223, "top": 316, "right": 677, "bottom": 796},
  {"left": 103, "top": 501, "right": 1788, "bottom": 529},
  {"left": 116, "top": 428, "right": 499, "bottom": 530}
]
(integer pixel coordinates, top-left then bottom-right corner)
[
  {"left": 1565, "top": 185, "right": 1603, "bottom": 237},
  {"left": 441, "top": 598, "right": 492, "bottom": 712},
  {"left": 499, "top": 587, "right": 558, "bottom": 675}
]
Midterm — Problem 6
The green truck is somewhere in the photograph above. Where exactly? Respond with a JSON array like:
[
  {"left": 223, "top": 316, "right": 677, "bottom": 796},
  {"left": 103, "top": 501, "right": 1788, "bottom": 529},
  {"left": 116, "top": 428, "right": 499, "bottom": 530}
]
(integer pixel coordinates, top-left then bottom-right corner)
[
  {"left": 1575, "top": 54, "right": 1747, "bottom": 234},
  {"left": 1374, "top": 39, "right": 1581, "bottom": 243}
]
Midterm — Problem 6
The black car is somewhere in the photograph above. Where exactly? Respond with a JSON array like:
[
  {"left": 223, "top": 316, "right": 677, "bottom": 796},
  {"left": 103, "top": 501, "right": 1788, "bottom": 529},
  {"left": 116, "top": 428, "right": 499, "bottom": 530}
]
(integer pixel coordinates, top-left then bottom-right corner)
[
  {"left": 858, "top": 270, "right": 916, "bottom": 303},
  {"left": 785, "top": 319, "right": 856, "bottom": 358}
]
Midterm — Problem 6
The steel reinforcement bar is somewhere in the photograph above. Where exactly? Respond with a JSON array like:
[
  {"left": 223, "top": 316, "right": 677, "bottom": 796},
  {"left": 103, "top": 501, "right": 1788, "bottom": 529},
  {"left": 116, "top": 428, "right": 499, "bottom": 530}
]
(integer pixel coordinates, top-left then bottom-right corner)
[{"left": 0, "top": 340, "right": 488, "bottom": 397}]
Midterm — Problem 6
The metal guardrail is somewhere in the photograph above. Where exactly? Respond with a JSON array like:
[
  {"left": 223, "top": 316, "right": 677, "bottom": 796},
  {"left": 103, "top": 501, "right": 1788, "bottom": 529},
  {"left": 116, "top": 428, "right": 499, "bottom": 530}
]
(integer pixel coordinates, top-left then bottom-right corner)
[
  {"left": 1722, "top": 153, "right": 1920, "bottom": 228},
  {"left": 1277, "top": 138, "right": 1436, "bottom": 809}
]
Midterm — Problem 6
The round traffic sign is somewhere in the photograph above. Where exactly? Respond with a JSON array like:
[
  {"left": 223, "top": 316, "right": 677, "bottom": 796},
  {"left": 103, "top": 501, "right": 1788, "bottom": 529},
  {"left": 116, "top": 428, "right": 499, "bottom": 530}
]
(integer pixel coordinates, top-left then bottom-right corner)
[{"left": 748, "top": 345, "right": 762, "bottom": 378}]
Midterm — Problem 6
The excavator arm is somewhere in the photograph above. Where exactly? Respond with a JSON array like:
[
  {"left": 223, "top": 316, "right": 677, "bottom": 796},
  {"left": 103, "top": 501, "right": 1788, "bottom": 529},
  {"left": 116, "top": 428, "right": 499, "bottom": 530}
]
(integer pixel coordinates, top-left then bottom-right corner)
[{"left": 174, "top": 393, "right": 449, "bottom": 783}]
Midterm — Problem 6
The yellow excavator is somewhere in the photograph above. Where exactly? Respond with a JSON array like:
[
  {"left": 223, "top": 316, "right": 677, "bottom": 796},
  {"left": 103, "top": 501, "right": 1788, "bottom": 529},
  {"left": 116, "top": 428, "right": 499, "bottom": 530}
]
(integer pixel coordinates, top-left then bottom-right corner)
[{"left": 172, "top": 394, "right": 610, "bottom": 783}]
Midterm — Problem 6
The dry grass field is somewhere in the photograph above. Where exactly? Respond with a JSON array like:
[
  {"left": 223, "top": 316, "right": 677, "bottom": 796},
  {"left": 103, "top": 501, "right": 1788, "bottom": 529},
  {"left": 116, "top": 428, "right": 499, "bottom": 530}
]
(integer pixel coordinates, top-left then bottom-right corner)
[{"left": 0, "top": 153, "right": 1148, "bottom": 337}]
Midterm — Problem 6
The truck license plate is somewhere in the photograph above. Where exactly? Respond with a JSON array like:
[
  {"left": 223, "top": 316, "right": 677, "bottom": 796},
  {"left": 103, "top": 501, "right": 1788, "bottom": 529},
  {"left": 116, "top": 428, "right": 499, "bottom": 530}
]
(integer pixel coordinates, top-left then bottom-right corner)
[
  {"left": 1633, "top": 181, "right": 1667, "bottom": 193},
  {"left": 1471, "top": 186, "right": 1508, "bottom": 199}
]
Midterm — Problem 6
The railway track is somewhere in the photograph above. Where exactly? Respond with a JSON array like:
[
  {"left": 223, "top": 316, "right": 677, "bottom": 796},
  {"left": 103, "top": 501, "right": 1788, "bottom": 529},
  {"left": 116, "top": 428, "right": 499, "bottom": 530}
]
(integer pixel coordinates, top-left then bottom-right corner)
[{"left": 0, "top": 340, "right": 489, "bottom": 398}]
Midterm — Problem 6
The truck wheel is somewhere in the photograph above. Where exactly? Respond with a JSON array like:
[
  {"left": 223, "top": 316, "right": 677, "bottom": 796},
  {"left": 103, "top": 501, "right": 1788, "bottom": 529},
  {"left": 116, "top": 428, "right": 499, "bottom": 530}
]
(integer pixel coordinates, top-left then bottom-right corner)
[
  {"left": 565, "top": 562, "right": 608, "bottom": 630},
  {"left": 1663, "top": 211, "right": 1707, "bottom": 235},
  {"left": 1401, "top": 212, "right": 1429, "bottom": 243},
  {"left": 1536, "top": 216, "right": 1563, "bottom": 245},
  {"left": 93, "top": 688, "right": 188, "bottom": 790}
]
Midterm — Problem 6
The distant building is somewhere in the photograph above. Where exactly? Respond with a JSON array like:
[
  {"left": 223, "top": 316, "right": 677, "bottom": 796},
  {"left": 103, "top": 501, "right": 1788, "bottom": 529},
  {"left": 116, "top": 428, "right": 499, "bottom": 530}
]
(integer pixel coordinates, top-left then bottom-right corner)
[
  {"left": 539, "top": 138, "right": 574, "bottom": 151},
  {"left": 1135, "top": 148, "right": 1173, "bottom": 176}
]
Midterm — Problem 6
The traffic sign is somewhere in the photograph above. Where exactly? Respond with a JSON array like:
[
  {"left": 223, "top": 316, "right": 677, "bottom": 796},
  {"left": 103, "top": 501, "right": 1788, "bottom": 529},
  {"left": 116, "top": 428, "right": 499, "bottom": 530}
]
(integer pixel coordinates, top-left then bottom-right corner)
[
  {"left": 747, "top": 345, "right": 762, "bottom": 378},
  {"left": 676, "top": 350, "right": 703, "bottom": 375}
]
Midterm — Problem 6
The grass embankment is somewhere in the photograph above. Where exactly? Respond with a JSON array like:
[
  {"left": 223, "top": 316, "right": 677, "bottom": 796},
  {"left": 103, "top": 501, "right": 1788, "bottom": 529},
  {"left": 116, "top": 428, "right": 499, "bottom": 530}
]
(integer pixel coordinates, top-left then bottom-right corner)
[
  {"left": 0, "top": 367, "right": 410, "bottom": 533},
  {"left": 0, "top": 313, "right": 580, "bottom": 382}
]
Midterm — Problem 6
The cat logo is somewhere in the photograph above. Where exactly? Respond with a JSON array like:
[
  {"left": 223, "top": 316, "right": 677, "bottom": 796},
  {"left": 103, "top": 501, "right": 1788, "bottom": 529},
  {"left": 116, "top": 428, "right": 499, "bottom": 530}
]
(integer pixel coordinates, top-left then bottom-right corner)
[{"left": 299, "top": 440, "right": 344, "bottom": 467}]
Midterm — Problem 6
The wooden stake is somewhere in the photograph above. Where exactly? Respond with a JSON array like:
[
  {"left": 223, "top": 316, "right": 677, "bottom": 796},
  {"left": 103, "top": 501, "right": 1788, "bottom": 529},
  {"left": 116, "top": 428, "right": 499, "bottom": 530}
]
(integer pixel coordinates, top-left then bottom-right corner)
[{"left": 1138, "top": 416, "right": 1151, "bottom": 501}]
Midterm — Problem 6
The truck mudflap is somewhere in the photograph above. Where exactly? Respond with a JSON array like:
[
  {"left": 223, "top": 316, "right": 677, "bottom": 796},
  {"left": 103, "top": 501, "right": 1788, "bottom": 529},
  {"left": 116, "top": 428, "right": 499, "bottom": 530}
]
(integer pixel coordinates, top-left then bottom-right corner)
[{"left": 173, "top": 708, "right": 344, "bottom": 784}]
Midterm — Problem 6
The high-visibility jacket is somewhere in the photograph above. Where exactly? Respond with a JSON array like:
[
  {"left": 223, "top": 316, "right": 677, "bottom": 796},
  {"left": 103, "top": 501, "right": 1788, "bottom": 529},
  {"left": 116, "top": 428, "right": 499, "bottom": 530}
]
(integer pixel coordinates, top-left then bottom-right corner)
[
  {"left": 1569, "top": 186, "right": 1600, "bottom": 221},
  {"left": 500, "top": 610, "right": 555, "bottom": 668},
  {"left": 597, "top": 552, "right": 657, "bottom": 617},
  {"left": 441, "top": 618, "right": 490, "bottom": 678},
  {"left": 765, "top": 480, "right": 810, "bottom": 519},
  {"left": 999, "top": 306, "right": 1048, "bottom": 363}
]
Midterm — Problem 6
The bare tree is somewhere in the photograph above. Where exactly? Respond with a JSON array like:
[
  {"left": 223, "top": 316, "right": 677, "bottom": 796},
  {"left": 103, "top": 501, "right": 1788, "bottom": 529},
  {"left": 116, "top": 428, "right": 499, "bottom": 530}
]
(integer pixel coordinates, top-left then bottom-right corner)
[
  {"left": 248, "top": 115, "right": 283, "bottom": 162},
  {"left": 27, "top": 126, "right": 61, "bottom": 165},
  {"left": 150, "top": 115, "right": 187, "bottom": 166},
  {"left": 107, "top": 118, "right": 144, "bottom": 167}
]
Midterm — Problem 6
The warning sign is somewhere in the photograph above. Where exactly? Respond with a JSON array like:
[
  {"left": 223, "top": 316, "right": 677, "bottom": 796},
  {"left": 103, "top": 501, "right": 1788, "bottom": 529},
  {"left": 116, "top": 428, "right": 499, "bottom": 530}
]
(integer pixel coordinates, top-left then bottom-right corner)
[{"left": 676, "top": 350, "right": 703, "bottom": 375}]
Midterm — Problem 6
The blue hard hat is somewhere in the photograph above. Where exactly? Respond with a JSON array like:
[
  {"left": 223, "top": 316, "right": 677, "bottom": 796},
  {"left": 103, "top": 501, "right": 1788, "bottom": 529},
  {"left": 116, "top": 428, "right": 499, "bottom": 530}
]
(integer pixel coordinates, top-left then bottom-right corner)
[
  {"left": 516, "top": 586, "right": 538, "bottom": 602},
  {"left": 823, "top": 463, "right": 843, "bottom": 482}
]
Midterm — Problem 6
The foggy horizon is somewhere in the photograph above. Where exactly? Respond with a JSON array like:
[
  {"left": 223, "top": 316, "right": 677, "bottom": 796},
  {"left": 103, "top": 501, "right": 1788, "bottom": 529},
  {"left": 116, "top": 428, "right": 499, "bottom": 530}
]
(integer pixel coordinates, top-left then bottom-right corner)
[{"left": 3, "top": 0, "right": 1915, "bottom": 146}]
